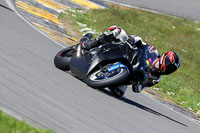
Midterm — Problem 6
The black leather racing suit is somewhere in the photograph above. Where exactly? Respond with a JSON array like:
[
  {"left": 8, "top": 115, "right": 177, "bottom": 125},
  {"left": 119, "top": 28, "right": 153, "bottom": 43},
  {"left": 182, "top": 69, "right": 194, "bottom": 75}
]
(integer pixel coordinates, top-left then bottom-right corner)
[{"left": 139, "top": 44, "right": 162, "bottom": 90}]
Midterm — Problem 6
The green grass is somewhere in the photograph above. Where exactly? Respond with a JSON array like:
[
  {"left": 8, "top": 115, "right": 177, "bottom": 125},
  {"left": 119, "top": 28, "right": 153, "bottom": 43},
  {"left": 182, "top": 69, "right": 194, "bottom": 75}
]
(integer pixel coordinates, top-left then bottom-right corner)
[
  {"left": 60, "top": 5, "right": 200, "bottom": 117},
  {"left": 0, "top": 110, "right": 52, "bottom": 133}
]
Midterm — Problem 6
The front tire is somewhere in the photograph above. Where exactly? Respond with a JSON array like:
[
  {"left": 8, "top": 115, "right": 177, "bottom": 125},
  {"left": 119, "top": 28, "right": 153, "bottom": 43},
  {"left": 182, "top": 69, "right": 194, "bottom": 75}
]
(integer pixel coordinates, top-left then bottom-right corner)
[
  {"left": 54, "top": 47, "right": 74, "bottom": 71},
  {"left": 86, "top": 67, "right": 129, "bottom": 89}
]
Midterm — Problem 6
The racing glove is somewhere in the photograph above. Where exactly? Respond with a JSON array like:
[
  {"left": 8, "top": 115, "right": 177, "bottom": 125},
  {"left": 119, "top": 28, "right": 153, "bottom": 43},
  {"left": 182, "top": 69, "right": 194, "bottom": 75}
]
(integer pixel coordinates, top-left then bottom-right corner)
[{"left": 79, "top": 33, "right": 97, "bottom": 50}]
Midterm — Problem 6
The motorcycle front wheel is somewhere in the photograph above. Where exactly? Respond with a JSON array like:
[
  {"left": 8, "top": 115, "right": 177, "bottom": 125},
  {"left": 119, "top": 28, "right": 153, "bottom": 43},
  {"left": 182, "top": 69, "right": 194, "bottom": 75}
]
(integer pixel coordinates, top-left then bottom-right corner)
[
  {"left": 54, "top": 47, "right": 74, "bottom": 71},
  {"left": 86, "top": 67, "right": 129, "bottom": 89}
]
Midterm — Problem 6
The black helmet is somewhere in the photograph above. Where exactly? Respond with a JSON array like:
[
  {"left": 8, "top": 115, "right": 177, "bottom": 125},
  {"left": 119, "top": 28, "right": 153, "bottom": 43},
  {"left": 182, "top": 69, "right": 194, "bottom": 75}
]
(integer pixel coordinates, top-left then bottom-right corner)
[{"left": 160, "top": 51, "right": 181, "bottom": 75}]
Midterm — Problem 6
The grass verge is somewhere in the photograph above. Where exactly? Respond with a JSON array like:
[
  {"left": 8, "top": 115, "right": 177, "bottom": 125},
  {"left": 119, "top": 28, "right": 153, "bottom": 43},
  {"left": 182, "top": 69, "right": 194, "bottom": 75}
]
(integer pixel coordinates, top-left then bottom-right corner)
[
  {"left": 59, "top": 5, "right": 200, "bottom": 118},
  {"left": 0, "top": 110, "right": 52, "bottom": 133}
]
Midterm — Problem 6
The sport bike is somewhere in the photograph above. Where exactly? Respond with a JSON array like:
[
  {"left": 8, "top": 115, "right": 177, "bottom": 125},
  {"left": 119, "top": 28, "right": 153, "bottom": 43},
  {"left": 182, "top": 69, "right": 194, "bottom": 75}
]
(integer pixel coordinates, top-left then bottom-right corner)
[{"left": 54, "top": 34, "right": 147, "bottom": 97}]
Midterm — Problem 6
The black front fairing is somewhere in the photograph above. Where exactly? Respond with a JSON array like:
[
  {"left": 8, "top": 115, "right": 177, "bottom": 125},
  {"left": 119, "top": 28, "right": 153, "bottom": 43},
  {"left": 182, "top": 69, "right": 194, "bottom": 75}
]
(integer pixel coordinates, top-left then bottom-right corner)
[
  {"left": 69, "top": 43, "right": 131, "bottom": 80},
  {"left": 69, "top": 52, "right": 92, "bottom": 79}
]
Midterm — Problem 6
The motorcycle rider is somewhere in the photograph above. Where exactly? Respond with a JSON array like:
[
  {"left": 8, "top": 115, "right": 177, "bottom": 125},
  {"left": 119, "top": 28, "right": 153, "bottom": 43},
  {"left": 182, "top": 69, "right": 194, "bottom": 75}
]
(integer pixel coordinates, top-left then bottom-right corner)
[{"left": 79, "top": 25, "right": 181, "bottom": 93}]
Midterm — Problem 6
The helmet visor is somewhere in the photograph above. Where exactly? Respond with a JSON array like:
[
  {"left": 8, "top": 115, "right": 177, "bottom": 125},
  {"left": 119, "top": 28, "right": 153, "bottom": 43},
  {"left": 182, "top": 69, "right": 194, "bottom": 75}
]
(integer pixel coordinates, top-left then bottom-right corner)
[{"left": 160, "top": 52, "right": 177, "bottom": 74}]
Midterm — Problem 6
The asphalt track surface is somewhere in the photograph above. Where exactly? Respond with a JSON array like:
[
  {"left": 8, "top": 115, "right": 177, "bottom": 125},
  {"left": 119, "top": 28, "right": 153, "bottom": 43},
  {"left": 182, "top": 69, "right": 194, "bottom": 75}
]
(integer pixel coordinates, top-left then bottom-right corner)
[
  {"left": 0, "top": 0, "right": 200, "bottom": 133},
  {"left": 104, "top": 0, "right": 200, "bottom": 21}
]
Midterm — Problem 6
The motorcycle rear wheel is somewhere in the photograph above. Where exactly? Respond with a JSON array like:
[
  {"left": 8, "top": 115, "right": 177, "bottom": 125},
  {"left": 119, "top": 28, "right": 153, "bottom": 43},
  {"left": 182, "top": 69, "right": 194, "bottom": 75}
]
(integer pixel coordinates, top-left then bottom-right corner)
[
  {"left": 54, "top": 47, "right": 74, "bottom": 71},
  {"left": 86, "top": 67, "right": 129, "bottom": 89}
]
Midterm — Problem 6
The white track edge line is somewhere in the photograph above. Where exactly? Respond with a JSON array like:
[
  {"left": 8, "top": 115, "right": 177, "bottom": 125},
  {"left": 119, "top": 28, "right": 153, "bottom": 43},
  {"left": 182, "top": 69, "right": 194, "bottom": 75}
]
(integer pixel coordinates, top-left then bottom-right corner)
[
  {"left": 5, "top": 0, "right": 66, "bottom": 49},
  {"left": 102, "top": 0, "right": 165, "bottom": 15},
  {"left": 142, "top": 92, "right": 200, "bottom": 126},
  {"left": 1, "top": 0, "right": 66, "bottom": 123}
]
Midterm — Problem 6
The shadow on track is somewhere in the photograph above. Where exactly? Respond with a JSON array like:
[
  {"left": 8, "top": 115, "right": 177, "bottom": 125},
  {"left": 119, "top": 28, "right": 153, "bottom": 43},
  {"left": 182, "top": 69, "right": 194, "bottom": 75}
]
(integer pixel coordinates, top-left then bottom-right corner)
[
  {"left": 99, "top": 88, "right": 188, "bottom": 127},
  {"left": 0, "top": 4, "right": 14, "bottom": 12},
  {"left": 63, "top": 71, "right": 188, "bottom": 127}
]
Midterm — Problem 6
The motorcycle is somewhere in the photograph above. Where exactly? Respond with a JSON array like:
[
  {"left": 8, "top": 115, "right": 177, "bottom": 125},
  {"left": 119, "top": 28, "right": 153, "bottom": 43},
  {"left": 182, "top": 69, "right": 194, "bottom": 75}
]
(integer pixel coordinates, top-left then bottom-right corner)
[{"left": 54, "top": 33, "right": 146, "bottom": 97}]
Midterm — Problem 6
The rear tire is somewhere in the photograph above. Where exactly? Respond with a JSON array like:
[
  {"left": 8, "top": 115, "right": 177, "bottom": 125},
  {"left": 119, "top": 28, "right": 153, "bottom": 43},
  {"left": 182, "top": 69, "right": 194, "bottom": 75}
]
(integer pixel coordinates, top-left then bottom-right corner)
[
  {"left": 86, "top": 67, "right": 129, "bottom": 89},
  {"left": 54, "top": 47, "right": 74, "bottom": 71}
]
